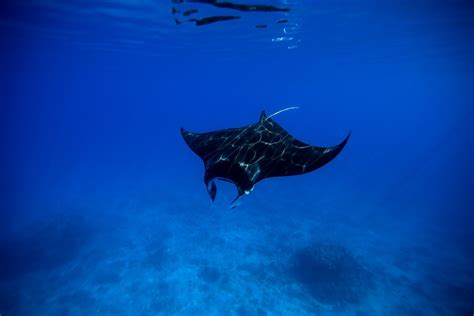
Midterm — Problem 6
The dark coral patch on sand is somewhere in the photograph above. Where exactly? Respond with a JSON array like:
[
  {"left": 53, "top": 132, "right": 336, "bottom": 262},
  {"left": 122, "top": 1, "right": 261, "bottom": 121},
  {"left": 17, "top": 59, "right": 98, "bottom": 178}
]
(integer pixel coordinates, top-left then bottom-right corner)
[
  {"left": 145, "top": 246, "right": 169, "bottom": 270},
  {"left": 0, "top": 214, "right": 95, "bottom": 280},
  {"left": 198, "top": 266, "right": 221, "bottom": 283},
  {"left": 94, "top": 270, "right": 121, "bottom": 285},
  {"left": 289, "top": 242, "right": 374, "bottom": 306}
]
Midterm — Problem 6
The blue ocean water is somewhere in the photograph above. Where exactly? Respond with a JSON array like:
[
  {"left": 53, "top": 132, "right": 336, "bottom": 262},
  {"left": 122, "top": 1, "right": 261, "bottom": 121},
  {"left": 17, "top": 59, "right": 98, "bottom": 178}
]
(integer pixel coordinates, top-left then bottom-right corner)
[{"left": 0, "top": 0, "right": 473, "bottom": 315}]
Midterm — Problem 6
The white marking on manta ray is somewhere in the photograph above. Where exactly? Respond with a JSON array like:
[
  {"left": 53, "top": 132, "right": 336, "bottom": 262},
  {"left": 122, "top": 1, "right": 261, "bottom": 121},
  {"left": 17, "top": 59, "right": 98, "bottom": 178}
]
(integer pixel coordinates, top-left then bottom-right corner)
[
  {"left": 261, "top": 140, "right": 285, "bottom": 146},
  {"left": 238, "top": 160, "right": 262, "bottom": 182},
  {"left": 293, "top": 145, "right": 311, "bottom": 149},
  {"left": 250, "top": 168, "right": 261, "bottom": 181},
  {"left": 217, "top": 155, "right": 229, "bottom": 162},
  {"left": 239, "top": 161, "right": 249, "bottom": 168}
]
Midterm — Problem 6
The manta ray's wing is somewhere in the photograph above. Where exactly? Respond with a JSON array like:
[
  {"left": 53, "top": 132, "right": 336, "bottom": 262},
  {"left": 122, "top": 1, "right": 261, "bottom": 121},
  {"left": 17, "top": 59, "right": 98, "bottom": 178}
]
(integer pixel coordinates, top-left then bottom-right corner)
[
  {"left": 180, "top": 126, "right": 244, "bottom": 159},
  {"left": 255, "top": 113, "right": 351, "bottom": 179}
]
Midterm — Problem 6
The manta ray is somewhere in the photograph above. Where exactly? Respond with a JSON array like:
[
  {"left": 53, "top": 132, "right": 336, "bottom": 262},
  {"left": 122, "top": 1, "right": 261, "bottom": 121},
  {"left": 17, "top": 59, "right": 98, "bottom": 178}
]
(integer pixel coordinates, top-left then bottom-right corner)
[{"left": 181, "top": 108, "right": 350, "bottom": 205}]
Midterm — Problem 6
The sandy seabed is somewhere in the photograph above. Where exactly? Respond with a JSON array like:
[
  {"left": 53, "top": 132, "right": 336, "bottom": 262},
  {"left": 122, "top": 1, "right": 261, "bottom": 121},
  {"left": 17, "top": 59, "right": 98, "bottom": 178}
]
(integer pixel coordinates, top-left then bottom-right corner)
[{"left": 1, "top": 183, "right": 473, "bottom": 316}]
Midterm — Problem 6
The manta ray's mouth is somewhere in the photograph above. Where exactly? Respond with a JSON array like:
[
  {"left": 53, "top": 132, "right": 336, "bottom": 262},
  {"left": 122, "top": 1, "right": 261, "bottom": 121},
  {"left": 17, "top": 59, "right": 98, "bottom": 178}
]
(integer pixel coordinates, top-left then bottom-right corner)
[{"left": 207, "top": 177, "right": 254, "bottom": 205}]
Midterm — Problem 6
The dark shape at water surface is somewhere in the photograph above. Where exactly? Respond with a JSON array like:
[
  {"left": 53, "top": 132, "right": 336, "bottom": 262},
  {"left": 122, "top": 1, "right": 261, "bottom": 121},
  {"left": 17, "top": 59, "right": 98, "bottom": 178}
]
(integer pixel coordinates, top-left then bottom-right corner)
[
  {"left": 183, "top": 9, "right": 199, "bottom": 16},
  {"left": 189, "top": 15, "right": 240, "bottom": 26},
  {"left": 181, "top": 109, "right": 350, "bottom": 203},
  {"left": 171, "top": 1, "right": 291, "bottom": 27},
  {"left": 256, "top": 24, "right": 267, "bottom": 28},
  {"left": 187, "top": 0, "right": 290, "bottom": 12},
  {"left": 277, "top": 19, "right": 288, "bottom": 24}
]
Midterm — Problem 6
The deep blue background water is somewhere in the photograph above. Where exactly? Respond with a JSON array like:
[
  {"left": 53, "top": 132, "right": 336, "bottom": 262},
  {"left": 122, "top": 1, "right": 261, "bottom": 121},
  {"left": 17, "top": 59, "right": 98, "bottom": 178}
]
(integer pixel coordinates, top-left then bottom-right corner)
[{"left": 1, "top": 0, "right": 473, "bottom": 315}]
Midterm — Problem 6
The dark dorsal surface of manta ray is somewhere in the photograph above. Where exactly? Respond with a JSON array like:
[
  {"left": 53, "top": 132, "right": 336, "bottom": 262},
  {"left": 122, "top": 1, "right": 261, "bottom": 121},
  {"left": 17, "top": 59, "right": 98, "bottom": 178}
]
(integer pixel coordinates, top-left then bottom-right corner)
[{"left": 181, "top": 109, "right": 350, "bottom": 203}]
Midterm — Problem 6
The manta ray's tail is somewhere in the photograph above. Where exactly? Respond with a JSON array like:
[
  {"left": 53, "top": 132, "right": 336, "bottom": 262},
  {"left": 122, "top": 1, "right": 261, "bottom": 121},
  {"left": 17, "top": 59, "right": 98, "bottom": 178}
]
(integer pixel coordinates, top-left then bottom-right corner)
[{"left": 267, "top": 106, "right": 300, "bottom": 119}]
